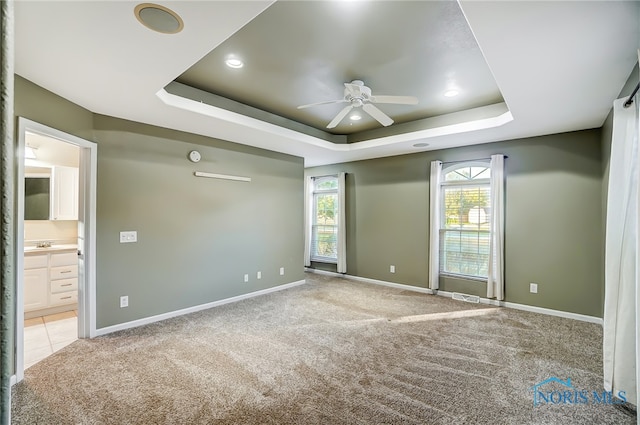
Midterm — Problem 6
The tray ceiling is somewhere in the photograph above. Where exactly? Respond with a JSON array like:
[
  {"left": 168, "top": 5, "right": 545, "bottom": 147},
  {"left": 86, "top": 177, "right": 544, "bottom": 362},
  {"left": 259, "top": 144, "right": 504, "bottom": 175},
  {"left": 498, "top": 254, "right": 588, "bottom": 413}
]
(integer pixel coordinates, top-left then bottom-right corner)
[{"left": 174, "top": 1, "right": 504, "bottom": 139}]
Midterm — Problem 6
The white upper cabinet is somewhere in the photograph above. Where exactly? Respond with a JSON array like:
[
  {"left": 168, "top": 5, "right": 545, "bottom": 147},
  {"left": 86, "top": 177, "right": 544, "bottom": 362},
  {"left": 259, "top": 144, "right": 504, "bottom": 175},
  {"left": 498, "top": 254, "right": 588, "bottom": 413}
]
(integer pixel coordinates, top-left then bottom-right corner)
[{"left": 50, "top": 166, "right": 78, "bottom": 220}]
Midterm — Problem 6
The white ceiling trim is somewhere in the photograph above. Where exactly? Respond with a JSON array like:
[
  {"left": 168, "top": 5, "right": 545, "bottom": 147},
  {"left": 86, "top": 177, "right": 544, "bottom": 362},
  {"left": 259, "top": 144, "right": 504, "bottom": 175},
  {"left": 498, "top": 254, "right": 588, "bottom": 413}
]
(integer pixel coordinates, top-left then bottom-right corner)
[{"left": 157, "top": 88, "right": 513, "bottom": 153}]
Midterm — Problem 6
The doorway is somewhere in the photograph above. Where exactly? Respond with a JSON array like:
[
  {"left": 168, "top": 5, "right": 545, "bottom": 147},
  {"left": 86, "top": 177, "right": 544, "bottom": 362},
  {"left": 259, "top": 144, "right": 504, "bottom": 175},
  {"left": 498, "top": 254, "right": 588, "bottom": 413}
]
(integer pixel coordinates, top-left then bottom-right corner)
[{"left": 14, "top": 117, "right": 97, "bottom": 383}]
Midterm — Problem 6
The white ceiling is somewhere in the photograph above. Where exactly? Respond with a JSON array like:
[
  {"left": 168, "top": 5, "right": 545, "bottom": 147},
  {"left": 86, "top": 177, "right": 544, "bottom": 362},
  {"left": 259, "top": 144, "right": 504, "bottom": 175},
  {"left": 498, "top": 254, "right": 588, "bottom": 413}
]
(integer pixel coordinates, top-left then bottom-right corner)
[
  {"left": 14, "top": 1, "right": 640, "bottom": 167},
  {"left": 25, "top": 133, "right": 80, "bottom": 169}
]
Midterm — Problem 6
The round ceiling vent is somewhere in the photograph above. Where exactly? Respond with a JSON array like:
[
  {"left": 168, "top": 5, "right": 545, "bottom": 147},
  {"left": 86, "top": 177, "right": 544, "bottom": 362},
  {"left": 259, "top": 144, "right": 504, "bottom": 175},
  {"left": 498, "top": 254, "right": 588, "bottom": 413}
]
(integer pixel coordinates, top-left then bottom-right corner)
[{"left": 135, "top": 3, "right": 184, "bottom": 34}]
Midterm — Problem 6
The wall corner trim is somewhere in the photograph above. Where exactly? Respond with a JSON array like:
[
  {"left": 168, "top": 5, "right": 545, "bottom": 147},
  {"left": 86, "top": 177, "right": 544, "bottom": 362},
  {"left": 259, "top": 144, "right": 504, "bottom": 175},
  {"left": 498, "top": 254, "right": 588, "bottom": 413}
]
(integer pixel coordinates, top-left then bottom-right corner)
[
  {"left": 95, "top": 279, "right": 307, "bottom": 337},
  {"left": 304, "top": 268, "right": 603, "bottom": 325}
]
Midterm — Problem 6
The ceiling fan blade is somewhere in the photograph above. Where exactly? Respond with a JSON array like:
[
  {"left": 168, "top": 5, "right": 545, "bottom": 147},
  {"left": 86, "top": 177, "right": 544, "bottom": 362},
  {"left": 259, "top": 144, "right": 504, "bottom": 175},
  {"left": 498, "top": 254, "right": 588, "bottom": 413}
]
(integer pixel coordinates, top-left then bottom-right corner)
[
  {"left": 363, "top": 103, "right": 394, "bottom": 127},
  {"left": 327, "top": 105, "right": 354, "bottom": 129},
  {"left": 297, "top": 99, "right": 347, "bottom": 109},
  {"left": 370, "top": 95, "right": 418, "bottom": 105}
]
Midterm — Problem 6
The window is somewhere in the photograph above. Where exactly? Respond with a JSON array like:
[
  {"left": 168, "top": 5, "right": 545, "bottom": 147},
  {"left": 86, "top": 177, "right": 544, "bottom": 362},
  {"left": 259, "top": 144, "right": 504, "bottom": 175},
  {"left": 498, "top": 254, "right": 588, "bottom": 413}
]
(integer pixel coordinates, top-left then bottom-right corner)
[
  {"left": 311, "top": 176, "right": 339, "bottom": 262},
  {"left": 439, "top": 163, "right": 491, "bottom": 279}
]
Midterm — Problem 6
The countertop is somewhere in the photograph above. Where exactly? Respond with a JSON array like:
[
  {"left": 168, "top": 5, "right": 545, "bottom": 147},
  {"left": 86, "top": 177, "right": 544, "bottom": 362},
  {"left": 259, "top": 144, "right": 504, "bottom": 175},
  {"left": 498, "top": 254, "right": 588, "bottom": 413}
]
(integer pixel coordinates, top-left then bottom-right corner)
[{"left": 24, "top": 244, "right": 78, "bottom": 254}]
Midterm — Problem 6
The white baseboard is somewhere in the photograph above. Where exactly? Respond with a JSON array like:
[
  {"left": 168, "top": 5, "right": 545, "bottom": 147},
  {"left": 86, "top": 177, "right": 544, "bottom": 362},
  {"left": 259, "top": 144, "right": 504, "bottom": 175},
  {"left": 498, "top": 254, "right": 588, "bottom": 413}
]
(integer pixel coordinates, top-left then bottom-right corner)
[
  {"left": 343, "top": 274, "right": 435, "bottom": 295},
  {"left": 432, "top": 289, "right": 602, "bottom": 324},
  {"left": 25, "top": 303, "right": 78, "bottom": 320},
  {"left": 10, "top": 375, "right": 16, "bottom": 386},
  {"left": 305, "top": 268, "right": 435, "bottom": 294},
  {"left": 498, "top": 300, "right": 602, "bottom": 324},
  {"left": 304, "top": 268, "right": 603, "bottom": 325},
  {"left": 95, "top": 279, "right": 307, "bottom": 337}
]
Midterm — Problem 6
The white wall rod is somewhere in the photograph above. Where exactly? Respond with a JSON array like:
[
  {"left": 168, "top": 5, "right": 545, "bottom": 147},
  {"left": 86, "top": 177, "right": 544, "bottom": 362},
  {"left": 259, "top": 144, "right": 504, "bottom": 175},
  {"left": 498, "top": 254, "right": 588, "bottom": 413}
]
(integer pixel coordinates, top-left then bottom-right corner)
[{"left": 194, "top": 171, "right": 251, "bottom": 182}]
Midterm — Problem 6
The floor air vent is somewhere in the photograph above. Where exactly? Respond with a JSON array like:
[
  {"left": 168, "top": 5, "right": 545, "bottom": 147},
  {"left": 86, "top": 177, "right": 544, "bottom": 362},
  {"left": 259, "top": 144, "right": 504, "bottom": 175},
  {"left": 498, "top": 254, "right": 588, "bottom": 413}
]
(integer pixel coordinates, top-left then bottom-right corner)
[{"left": 452, "top": 292, "right": 480, "bottom": 303}]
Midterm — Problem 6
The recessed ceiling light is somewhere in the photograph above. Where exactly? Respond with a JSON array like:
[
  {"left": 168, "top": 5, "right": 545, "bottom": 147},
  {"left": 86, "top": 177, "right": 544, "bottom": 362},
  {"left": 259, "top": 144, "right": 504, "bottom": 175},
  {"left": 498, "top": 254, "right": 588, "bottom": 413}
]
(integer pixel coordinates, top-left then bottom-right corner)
[
  {"left": 135, "top": 3, "right": 184, "bottom": 34},
  {"left": 413, "top": 142, "right": 429, "bottom": 148},
  {"left": 225, "top": 57, "right": 244, "bottom": 69},
  {"left": 350, "top": 114, "right": 362, "bottom": 121},
  {"left": 444, "top": 90, "right": 459, "bottom": 98}
]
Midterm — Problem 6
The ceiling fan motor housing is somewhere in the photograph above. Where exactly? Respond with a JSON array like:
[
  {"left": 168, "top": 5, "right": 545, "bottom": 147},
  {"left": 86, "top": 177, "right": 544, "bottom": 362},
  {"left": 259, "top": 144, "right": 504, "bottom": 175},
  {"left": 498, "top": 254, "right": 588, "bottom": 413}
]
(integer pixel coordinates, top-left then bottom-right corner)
[
  {"left": 344, "top": 82, "right": 371, "bottom": 105},
  {"left": 297, "top": 79, "right": 417, "bottom": 129}
]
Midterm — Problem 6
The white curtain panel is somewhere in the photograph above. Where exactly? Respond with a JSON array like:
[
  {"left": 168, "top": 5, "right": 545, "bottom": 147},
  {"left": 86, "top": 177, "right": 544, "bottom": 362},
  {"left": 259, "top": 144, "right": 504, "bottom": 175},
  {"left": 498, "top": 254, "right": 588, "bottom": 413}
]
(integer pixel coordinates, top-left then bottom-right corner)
[
  {"left": 636, "top": 50, "right": 640, "bottom": 419},
  {"left": 428, "top": 161, "right": 442, "bottom": 290},
  {"left": 337, "top": 172, "right": 347, "bottom": 273},
  {"left": 303, "top": 176, "right": 314, "bottom": 267},
  {"left": 603, "top": 97, "right": 638, "bottom": 406},
  {"left": 487, "top": 154, "right": 505, "bottom": 300}
]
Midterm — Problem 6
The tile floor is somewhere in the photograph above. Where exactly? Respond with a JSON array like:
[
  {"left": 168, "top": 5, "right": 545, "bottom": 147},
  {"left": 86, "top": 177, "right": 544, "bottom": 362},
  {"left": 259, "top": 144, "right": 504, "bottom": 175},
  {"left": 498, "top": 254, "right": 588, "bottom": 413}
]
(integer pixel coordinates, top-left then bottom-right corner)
[{"left": 24, "top": 311, "right": 78, "bottom": 369}]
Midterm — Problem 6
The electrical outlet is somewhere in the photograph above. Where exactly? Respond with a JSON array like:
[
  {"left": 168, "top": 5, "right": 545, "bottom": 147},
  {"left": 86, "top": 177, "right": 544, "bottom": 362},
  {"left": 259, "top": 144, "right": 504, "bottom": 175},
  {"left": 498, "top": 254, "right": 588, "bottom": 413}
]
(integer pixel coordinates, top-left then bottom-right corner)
[
  {"left": 120, "top": 295, "right": 129, "bottom": 308},
  {"left": 119, "top": 231, "right": 137, "bottom": 243},
  {"left": 257, "top": 271, "right": 262, "bottom": 279},
  {"left": 279, "top": 267, "right": 285, "bottom": 276},
  {"left": 390, "top": 265, "right": 396, "bottom": 273},
  {"left": 244, "top": 274, "right": 249, "bottom": 283},
  {"left": 530, "top": 283, "right": 538, "bottom": 294}
]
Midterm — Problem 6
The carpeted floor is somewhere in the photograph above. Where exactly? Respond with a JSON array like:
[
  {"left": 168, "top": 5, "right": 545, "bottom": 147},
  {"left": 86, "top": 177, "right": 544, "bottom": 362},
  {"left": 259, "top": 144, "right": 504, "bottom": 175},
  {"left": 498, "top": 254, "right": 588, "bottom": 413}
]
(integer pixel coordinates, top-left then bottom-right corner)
[{"left": 11, "top": 273, "right": 637, "bottom": 424}]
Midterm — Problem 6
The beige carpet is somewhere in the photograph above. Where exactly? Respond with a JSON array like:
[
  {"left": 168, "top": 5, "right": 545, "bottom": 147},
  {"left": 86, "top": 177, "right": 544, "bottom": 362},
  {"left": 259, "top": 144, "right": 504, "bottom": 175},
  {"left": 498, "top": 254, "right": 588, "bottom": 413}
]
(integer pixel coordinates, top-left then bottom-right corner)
[{"left": 11, "top": 273, "right": 637, "bottom": 424}]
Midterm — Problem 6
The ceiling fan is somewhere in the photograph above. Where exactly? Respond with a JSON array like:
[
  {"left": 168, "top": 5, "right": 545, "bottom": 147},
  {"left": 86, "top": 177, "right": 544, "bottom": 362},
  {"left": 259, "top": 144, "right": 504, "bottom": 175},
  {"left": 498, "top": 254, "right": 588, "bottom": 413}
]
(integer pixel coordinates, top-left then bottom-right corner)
[{"left": 297, "top": 80, "right": 419, "bottom": 129}]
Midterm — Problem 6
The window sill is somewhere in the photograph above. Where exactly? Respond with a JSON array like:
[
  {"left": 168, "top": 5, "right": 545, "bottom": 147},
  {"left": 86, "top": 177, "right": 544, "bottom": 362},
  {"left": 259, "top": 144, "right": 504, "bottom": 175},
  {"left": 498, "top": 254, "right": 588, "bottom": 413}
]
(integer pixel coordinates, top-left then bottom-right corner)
[
  {"left": 439, "top": 273, "right": 486, "bottom": 283},
  {"left": 311, "top": 258, "right": 337, "bottom": 265}
]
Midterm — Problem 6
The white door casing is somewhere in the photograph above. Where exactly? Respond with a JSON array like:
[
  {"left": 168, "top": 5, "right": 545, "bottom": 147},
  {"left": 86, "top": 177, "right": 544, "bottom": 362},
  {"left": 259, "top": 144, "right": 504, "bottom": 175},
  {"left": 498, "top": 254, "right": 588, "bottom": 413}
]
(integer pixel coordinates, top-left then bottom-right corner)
[{"left": 15, "top": 117, "right": 97, "bottom": 383}]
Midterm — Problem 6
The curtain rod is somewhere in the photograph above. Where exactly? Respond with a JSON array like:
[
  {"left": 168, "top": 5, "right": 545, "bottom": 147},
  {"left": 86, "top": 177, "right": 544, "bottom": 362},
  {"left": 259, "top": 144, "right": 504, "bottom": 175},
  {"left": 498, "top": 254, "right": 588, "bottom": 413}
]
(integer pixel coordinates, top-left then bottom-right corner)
[
  {"left": 442, "top": 155, "right": 508, "bottom": 165},
  {"left": 623, "top": 83, "right": 639, "bottom": 108}
]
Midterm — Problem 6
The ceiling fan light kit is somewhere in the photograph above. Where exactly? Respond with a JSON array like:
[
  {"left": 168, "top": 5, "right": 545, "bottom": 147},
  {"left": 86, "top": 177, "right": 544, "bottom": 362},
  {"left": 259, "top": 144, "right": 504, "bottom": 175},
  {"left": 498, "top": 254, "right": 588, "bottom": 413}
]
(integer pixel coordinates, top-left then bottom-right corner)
[{"left": 298, "top": 80, "right": 418, "bottom": 129}]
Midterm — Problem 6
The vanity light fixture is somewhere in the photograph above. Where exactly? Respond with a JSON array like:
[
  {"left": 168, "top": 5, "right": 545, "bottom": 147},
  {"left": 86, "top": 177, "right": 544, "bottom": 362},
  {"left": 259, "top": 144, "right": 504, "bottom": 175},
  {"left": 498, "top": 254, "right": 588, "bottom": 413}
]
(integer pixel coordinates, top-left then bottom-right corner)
[
  {"left": 25, "top": 146, "right": 37, "bottom": 159},
  {"left": 134, "top": 3, "right": 184, "bottom": 34}
]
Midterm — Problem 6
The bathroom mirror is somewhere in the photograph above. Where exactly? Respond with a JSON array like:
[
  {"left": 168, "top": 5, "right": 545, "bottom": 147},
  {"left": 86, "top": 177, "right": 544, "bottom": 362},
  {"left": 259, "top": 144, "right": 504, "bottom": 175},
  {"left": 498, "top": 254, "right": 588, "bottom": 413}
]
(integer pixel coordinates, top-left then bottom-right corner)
[{"left": 24, "top": 174, "right": 51, "bottom": 220}]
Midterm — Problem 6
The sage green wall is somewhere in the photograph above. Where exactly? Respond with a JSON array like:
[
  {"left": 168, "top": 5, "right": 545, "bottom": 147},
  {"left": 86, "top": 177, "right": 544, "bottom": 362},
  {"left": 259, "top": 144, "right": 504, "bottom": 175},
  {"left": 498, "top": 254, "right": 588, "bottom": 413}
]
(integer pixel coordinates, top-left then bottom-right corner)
[
  {"left": 307, "top": 129, "right": 604, "bottom": 317},
  {"left": 14, "top": 75, "right": 94, "bottom": 140},
  {"left": 92, "top": 115, "right": 304, "bottom": 328},
  {"left": 15, "top": 76, "right": 305, "bottom": 331}
]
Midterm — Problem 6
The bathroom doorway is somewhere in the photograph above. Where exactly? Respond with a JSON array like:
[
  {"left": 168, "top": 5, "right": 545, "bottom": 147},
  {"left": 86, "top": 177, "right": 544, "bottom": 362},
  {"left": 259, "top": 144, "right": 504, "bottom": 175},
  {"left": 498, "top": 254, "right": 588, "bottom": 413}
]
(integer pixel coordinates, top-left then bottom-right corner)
[{"left": 14, "top": 118, "right": 97, "bottom": 383}]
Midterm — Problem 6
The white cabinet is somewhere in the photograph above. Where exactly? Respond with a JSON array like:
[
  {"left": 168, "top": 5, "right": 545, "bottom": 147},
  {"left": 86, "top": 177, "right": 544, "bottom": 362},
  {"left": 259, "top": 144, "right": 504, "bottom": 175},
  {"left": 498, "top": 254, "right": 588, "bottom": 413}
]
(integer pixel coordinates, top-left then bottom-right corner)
[
  {"left": 50, "top": 278, "right": 78, "bottom": 294},
  {"left": 24, "top": 249, "right": 78, "bottom": 314},
  {"left": 24, "top": 264, "right": 48, "bottom": 312},
  {"left": 49, "top": 252, "right": 78, "bottom": 306},
  {"left": 50, "top": 166, "right": 78, "bottom": 220}
]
